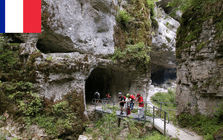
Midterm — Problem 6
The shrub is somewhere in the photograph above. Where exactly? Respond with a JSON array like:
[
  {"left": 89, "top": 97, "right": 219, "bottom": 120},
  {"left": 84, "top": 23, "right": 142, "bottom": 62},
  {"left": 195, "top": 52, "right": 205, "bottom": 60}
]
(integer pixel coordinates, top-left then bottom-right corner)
[
  {"left": 0, "top": 36, "right": 84, "bottom": 139},
  {"left": 151, "top": 89, "right": 176, "bottom": 122},
  {"left": 116, "top": 10, "right": 133, "bottom": 28},
  {"left": 178, "top": 113, "right": 223, "bottom": 140},
  {"left": 112, "top": 42, "right": 151, "bottom": 69},
  {"left": 18, "top": 93, "right": 43, "bottom": 117},
  {"left": 151, "top": 89, "right": 176, "bottom": 108}
]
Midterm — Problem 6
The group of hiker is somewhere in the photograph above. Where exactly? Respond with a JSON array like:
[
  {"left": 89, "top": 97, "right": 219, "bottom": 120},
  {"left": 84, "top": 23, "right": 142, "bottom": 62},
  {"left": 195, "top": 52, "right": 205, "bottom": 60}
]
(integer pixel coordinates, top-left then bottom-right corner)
[
  {"left": 118, "top": 92, "right": 144, "bottom": 118},
  {"left": 94, "top": 91, "right": 145, "bottom": 118}
]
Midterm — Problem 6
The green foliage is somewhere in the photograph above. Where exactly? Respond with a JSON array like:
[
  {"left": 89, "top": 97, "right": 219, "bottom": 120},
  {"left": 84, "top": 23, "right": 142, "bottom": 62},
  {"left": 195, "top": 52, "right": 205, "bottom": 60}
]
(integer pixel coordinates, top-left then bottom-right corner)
[
  {"left": 46, "top": 56, "right": 53, "bottom": 61},
  {"left": 0, "top": 133, "right": 6, "bottom": 140},
  {"left": 20, "top": 100, "right": 78, "bottom": 137},
  {"left": 151, "top": 89, "right": 176, "bottom": 122},
  {"left": 215, "top": 17, "right": 223, "bottom": 38},
  {"left": 18, "top": 93, "right": 43, "bottom": 117},
  {"left": 88, "top": 111, "right": 122, "bottom": 139},
  {"left": 178, "top": 113, "right": 223, "bottom": 140},
  {"left": 167, "top": 0, "right": 193, "bottom": 14},
  {"left": 112, "top": 42, "right": 151, "bottom": 69},
  {"left": 168, "top": 0, "right": 219, "bottom": 14},
  {"left": 114, "top": 0, "right": 152, "bottom": 67},
  {"left": 176, "top": 0, "right": 223, "bottom": 58},
  {"left": 0, "top": 44, "right": 20, "bottom": 72},
  {"left": 196, "top": 42, "right": 206, "bottom": 51},
  {"left": 0, "top": 36, "right": 84, "bottom": 139},
  {"left": 151, "top": 89, "right": 176, "bottom": 108},
  {"left": 146, "top": 0, "right": 158, "bottom": 9},
  {"left": 146, "top": 0, "right": 158, "bottom": 29},
  {"left": 86, "top": 111, "right": 170, "bottom": 139},
  {"left": 214, "top": 102, "right": 223, "bottom": 121},
  {"left": 142, "top": 131, "right": 169, "bottom": 140},
  {"left": 116, "top": 10, "right": 133, "bottom": 28}
]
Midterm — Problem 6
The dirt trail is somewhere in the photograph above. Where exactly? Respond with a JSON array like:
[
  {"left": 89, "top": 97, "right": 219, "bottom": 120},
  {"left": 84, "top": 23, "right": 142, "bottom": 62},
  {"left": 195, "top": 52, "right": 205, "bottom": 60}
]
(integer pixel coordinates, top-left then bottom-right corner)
[{"left": 146, "top": 84, "right": 203, "bottom": 140}]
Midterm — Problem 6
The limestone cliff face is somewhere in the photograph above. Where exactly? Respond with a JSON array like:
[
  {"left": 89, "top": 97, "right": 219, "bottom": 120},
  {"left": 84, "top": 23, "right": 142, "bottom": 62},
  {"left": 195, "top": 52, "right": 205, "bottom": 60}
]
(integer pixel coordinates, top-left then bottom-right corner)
[
  {"left": 10, "top": 0, "right": 151, "bottom": 107},
  {"left": 151, "top": 2, "right": 179, "bottom": 70},
  {"left": 150, "top": 0, "right": 180, "bottom": 84},
  {"left": 176, "top": 0, "right": 223, "bottom": 115},
  {"left": 41, "top": 0, "right": 116, "bottom": 56}
]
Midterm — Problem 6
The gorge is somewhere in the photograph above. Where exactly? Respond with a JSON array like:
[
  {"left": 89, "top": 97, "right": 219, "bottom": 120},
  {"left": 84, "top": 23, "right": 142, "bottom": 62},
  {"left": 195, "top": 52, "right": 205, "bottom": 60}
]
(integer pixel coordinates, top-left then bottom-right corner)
[{"left": 0, "top": 0, "right": 222, "bottom": 139}]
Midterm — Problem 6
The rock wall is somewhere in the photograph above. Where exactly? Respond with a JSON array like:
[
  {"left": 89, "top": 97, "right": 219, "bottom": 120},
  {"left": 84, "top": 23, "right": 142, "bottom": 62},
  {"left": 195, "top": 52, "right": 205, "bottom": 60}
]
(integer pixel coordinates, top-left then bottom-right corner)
[
  {"left": 7, "top": 0, "right": 151, "bottom": 112},
  {"left": 150, "top": 0, "right": 180, "bottom": 84},
  {"left": 176, "top": 0, "right": 223, "bottom": 115}
]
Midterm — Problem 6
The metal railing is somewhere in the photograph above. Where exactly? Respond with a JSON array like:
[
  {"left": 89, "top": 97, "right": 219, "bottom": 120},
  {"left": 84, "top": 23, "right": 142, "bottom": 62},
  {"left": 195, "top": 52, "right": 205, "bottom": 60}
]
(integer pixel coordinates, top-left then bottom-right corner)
[{"left": 91, "top": 99, "right": 174, "bottom": 136}]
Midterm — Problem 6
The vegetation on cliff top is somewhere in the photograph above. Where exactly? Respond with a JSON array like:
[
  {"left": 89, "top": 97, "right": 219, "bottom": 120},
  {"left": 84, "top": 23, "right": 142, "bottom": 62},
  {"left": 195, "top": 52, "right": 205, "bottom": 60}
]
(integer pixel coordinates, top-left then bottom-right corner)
[
  {"left": 0, "top": 35, "right": 84, "bottom": 139},
  {"left": 113, "top": 0, "right": 152, "bottom": 70},
  {"left": 112, "top": 42, "right": 151, "bottom": 69}
]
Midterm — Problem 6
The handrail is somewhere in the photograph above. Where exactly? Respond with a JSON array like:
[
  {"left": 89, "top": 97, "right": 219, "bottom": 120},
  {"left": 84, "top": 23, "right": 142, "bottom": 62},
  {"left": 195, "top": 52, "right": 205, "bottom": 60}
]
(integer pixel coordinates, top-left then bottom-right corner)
[{"left": 92, "top": 98, "right": 170, "bottom": 136}]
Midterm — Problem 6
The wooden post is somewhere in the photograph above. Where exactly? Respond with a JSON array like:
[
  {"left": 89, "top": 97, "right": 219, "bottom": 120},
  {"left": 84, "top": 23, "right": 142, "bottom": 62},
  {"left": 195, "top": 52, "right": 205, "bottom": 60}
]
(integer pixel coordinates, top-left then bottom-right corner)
[{"left": 118, "top": 118, "right": 121, "bottom": 127}]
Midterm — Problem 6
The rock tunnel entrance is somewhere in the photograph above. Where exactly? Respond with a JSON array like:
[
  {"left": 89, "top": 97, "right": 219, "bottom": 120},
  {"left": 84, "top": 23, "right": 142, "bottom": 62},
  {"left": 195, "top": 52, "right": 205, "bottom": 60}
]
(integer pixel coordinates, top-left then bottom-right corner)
[
  {"left": 85, "top": 67, "right": 132, "bottom": 103},
  {"left": 151, "top": 67, "right": 176, "bottom": 85}
]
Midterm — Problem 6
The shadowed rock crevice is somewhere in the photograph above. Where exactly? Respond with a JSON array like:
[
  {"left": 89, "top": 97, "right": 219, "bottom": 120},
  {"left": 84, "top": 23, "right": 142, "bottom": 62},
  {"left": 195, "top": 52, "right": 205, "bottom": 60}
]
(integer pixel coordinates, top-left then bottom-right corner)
[
  {"left": 151, "top": 66, "right": 176, "bottom": 85},
  {"left": 85, "top": 67, "right": 132, "bottom": 103},
  {"left": 36, "top": 32, "right": 74, "bottom": 53}
]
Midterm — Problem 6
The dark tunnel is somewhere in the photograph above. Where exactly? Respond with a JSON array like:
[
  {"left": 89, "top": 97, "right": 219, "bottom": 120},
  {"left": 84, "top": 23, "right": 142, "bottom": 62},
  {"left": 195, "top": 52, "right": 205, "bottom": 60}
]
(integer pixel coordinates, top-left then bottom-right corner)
[
  {"left": 151, "top": 68, "right": 176, "bottom": 85},
  {"left": 85, "top": 67, "right": 132, "bottom": 103},
  {"left": 85, "top": 68, "right": 112, "bottom": 103}
]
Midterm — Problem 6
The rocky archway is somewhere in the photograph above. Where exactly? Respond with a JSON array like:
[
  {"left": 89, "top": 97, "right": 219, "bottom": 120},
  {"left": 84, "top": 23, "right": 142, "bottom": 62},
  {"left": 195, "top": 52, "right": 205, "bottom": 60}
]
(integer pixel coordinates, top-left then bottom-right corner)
[{"left": 85, "top": 67, "right": 132, "bottom": 103}]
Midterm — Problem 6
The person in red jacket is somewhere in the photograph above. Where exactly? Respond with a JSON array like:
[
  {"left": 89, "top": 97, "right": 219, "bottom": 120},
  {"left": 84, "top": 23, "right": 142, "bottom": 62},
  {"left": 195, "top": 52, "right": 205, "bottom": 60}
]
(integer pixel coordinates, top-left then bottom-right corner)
[
  {"left": 137, "top": 93, "right": 144, "bottom": 118},
  {"left": 130, "top": 94, "right": 136, "bottom": 110},
  {"left": 106, "top": 93, "right": 111, "bottom": 100}
]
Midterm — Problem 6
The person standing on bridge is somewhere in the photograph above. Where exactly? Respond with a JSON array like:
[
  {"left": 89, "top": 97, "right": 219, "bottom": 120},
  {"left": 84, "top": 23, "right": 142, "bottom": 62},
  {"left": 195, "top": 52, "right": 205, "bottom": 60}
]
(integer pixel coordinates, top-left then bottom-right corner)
[
  {"left": 118, "top": 92, "right": 126, "bottom": 115},
  {"left": 126, "top": 94, "right": 131, "bottom": 115},
  {"left": 106, "top": 93, "right": 111, "bottom": 100},
  {"left": 137, "top": 93, "right": 144, "bottom": 119},
  {"left": 94, "top": 91, "right": 100, "bottom": 104},
  {"left": 130, "top": 94, "right": 136, "bottom": 110}
]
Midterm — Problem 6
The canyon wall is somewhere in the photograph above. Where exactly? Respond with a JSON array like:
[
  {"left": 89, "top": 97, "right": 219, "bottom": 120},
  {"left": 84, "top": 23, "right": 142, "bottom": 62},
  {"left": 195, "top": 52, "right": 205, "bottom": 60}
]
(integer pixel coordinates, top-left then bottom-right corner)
[{"left": 176, "top": 0, "right": 223, "bottom": 115}]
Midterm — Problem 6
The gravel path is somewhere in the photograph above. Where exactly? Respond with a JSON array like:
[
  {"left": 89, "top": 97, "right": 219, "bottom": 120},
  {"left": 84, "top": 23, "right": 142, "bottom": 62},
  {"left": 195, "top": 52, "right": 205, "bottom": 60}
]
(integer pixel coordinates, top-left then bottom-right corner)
[{"left": 146, "top": 84, "right": 203, "bottom": 140}]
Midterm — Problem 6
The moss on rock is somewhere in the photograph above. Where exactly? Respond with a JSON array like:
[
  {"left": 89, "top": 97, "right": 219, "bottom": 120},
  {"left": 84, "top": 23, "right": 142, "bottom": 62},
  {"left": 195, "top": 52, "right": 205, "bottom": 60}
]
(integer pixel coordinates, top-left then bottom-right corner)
[
  {"left": 0, "top": 36, "right": 85, "bottom": 139},
  {"left": 113, "top": 0, "right": 152, "bottom": 70},
  {"left": 176, "top": 0, "right": 223, "bottom": 58}
]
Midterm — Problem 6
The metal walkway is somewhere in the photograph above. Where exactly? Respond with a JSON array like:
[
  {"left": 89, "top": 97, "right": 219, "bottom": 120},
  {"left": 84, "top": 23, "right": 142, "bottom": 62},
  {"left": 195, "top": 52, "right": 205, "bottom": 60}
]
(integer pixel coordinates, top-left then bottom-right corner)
[{"left": 92, "top": 99, "right": 203, "bottom": 140}]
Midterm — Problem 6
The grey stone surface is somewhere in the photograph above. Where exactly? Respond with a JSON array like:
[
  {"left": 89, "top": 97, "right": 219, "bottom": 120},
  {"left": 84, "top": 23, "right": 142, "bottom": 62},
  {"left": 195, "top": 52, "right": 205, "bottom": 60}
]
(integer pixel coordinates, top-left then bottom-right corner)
[
  {"left": 12, "top": 0, "right": 151, "bottom": 111},
  {"left": 151, "top": 2, "right": 180, "bottom": 70},
  {"left": 176, "top": 19, "right": 223, "bottom": 116},
  {"left": 41, "top": 0, "right": 116, "bottom": 56}
]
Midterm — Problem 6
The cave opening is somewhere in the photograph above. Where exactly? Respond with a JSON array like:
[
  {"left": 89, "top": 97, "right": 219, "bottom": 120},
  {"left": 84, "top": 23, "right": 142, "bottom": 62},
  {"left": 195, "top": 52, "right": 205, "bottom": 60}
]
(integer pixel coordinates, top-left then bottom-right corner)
[
  {"left": 36, "top": 33, "right": 74, "bottom": 53},
  {"left": 151, "top": 68, "right": 176, "bottom": 85},
  {"left": 85, "top": 67, "right": 132, "bottom": 104}
]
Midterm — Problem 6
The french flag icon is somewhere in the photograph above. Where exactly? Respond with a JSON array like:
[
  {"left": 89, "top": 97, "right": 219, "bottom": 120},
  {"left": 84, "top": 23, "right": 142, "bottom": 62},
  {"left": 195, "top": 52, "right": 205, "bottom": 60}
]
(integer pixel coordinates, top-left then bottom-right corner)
[{"left": 0, "top": 0, "right": 41, "bottom": 33}]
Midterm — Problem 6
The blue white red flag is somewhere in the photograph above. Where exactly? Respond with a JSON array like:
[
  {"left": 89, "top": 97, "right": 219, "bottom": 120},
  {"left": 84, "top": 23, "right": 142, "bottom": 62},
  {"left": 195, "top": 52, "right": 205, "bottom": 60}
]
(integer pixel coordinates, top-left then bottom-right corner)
[{"left": 0, "top": 0, "right": 41, "bottom": 33}]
